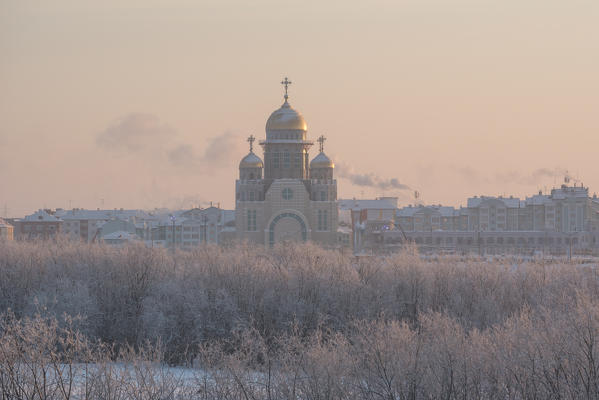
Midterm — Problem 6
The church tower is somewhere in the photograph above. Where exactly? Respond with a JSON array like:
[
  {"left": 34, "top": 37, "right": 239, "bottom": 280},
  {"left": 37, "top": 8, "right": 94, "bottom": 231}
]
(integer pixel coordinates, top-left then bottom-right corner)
[{"left": 235, "top": 78, "right": 339, "bottom": 247}]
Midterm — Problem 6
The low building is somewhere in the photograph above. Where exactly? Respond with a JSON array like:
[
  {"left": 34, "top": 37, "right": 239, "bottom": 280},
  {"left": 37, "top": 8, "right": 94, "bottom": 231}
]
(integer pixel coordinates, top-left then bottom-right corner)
[
  {"left": 12, "top": 210, "right": 62, "bottom": 240},
  {"left": 152, "top": 206, "right": 235, "bottom": 249},
  {"left": 346, "top": 183, "right": 599, "bottom": 257},
  {"left": 55, "top": 208, "right": 156, "bottom": 242},
  {"left": 0, "top": 218, "right": 14, "bottom": 241}
]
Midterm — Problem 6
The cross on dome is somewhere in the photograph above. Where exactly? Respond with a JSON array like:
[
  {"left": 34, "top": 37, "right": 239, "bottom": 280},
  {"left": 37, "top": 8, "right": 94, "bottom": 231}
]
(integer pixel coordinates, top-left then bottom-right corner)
[
  {"left": 247, "top": 135, "right": 256, "bottom": 153},
  {"left": 281, "top": 77, "right": 292, "bottom": 101},
  {"left": 317, "top": 135, "right": 326, "bottom": 153}
]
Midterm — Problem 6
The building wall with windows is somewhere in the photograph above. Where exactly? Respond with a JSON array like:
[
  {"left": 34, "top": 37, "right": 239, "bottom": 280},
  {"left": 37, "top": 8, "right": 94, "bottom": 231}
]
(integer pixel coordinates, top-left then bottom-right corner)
[
  {"left": 0, "top": 218, "right": 14, "bottom": 241},
  {"left": 12, "top": 209, "right": 62, "bottom": 240}
]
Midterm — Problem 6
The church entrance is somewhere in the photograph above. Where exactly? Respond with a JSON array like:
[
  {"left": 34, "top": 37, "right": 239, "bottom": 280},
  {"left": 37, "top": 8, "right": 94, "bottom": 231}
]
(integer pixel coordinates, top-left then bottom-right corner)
[{"left": 268, "top": 212, "right": 307, "bottom": 246}]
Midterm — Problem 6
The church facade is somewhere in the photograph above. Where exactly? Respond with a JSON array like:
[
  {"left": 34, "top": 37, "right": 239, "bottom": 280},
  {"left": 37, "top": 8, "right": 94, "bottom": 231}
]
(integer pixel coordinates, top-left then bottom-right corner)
[{"left": 235, "top": 78, "right": 339, "bottom": 246}]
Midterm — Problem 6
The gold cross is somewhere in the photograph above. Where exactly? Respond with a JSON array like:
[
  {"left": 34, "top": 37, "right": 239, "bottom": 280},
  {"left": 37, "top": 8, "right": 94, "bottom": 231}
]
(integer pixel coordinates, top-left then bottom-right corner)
[
  {"left": 281, "top": 77, "right": 292, "bottom": 100},
  {"left": 247, "top": 135, "right": 255, "bottom": 152},
  {"left": 317, "top": 135, "right": 326, "bottom": 153}
]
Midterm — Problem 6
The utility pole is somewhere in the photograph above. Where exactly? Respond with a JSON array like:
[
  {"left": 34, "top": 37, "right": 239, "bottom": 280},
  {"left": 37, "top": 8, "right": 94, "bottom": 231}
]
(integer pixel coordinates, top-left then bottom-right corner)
[{"left": 170, "top": 215, "right": 176, "bottom": 252}]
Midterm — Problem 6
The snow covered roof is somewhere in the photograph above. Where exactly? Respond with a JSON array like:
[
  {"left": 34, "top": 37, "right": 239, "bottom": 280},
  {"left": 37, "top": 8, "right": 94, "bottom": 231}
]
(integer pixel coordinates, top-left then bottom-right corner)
[
  {"left": 310, "top": 152, "right": 334, "bottom": 168},
  {"left": 56, "top": 209, "right": 154, "bottom": 221},
  {"left": 22, "top": 210, "right": 62, "bottom": 222},
  {"left": 338, "top": 199, "right": 397, "bottom": 210},
  {"left": 0, "top": 218, "right": 13, "bottom": 227},
  {"left": 550, "top": 185, "right": 589, "bottom": 199},
  {"left": 397, "top": 205, "right": 457, "bottom": 217},
  {"left": 525, "top": 194, "right": 552, "bottom": 205},
  {"left": 467, "top": 196, "right": 522, "bottom": 208},
  {"left": 239, "top": 152, "right": 263, "bottom": 168}
]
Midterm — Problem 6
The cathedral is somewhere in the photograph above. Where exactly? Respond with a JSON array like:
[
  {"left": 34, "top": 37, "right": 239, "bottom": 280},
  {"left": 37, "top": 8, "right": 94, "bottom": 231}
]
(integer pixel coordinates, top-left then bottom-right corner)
[{"left": 235, "top": 78, "right": 339, "bottom": 246}]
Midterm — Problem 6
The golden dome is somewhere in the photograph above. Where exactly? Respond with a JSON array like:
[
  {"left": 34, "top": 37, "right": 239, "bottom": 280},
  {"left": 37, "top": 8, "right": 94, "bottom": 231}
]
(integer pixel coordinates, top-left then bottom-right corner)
[
  {"left": 239, "top": 152, "right": 263, "bottom": 169},
  {"left": 310, "top": 152, "right": 334, "bottom": 169},
  {"left": 265, "top": 101, "right": 307, "bottom": 131}
]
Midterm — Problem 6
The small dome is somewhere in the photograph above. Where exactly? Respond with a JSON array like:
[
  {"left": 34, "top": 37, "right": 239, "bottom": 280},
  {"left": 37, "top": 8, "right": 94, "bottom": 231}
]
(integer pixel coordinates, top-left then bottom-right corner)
[
  {"left": 239, "top": 152, "right": 263, "bottom": 169},
  {"left": 265, "top": 101, "right": 307, "bottom": 131},
  {"left": 310, "top": 152, "right": 334, "bottom": 169}
]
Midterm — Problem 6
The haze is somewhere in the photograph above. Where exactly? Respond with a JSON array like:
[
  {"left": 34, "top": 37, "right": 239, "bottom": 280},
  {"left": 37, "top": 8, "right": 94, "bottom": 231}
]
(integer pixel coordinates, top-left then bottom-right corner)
[{"left": 1, "top": 0, "right": 597, "bottom": 216}]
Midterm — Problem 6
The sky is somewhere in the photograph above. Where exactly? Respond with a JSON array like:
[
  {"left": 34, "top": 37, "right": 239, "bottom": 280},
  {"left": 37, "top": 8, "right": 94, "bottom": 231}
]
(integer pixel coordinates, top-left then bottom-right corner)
[{"left": 1, "top": 0, "right": 598, "bottom": 216}]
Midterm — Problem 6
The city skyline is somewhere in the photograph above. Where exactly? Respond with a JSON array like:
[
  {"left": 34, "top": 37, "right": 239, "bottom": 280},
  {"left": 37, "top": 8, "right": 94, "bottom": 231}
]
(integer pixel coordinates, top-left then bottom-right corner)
[{"left": 2, "top": 1, "right": 598, "bottom": 216}]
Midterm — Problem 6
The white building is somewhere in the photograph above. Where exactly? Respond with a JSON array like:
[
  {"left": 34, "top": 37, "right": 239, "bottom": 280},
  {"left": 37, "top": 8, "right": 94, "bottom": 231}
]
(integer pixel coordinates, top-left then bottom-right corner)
[{"left": 235, "top": 78, "right": 339, "bottom": 247}]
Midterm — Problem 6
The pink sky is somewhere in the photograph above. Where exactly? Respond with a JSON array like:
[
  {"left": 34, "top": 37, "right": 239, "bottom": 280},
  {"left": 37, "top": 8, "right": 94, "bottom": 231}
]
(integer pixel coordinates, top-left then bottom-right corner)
[{"left": 1, "top": 0, "right": 597, "bottom": 216}]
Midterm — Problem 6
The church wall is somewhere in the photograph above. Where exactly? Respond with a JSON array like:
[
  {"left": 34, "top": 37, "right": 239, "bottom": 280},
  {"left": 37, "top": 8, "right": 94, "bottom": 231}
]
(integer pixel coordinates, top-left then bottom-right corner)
[
  {"left": 262, "top": 180, "right": 312, "bottom": 243},
  {"left": 235, "top": 200, "right": 266, "bottom": 244},
  {"left": 308, "top": 199, "right": 339, "bottom": 246}
]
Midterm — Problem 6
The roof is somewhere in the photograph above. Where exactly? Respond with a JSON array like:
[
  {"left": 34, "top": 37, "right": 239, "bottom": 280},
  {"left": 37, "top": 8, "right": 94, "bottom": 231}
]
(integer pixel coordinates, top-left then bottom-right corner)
[
  {"left": 397, "top": 205, "right": 457, "bottom": 217},
  {"left": 239, "top": 152, "right": 263, "bottom": 168},
  {"left": 22, "top": 209, "right": 62, "bottom": 222},
  {"left": 56, "top": 209, "right": 154, "bottom": 221},
  {"left": 0, "top": 217, "right": 13, "bottom": 227},
  {"left": 265, "top": 100, "right": 307, "bottom": 131},
  {"left": 338, "top": 199, "right": 398, "bottom": 210},
  {"left": 525, "top": 194, "right": 552, "bottom": 205},
  {"left": 550, "top": 185, "right": 589, "bottom": 199},
  {"left": 467, "top": 196, "right": 523, "bottom": 208},
  {"left": 310, "top": 152, "right": 334, "bottom": 168}
]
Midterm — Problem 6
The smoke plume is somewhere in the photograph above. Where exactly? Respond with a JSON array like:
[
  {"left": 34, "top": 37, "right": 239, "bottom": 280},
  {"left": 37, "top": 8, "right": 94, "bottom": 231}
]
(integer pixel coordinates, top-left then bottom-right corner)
[
  {"left": 167, "top": 131, "right": 243, "bottom": 170},
  {"left": 96, "top": 113, "right": 175, "bottom": 154},
  {"left": 335, "top": 161, "right": 410, "bottom": 191},
  {"left": 97, "top": 114, "right": 244, "bottom": 171}
]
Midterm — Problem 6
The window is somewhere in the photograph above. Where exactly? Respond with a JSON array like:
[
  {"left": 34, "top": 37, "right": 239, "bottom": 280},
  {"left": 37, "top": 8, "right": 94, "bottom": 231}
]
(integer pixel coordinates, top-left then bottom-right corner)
[
  {"left": 273, "top": 153, "right": 280, "bottom": 168},
  {"left": 320, "top": 191, "right": 327, "bottom": 201},
  {"left": 249, "top": 191, "right": 255, "bottom": 201},
  {"left": 283, "top": 151, "right": 290, "bottom": 168},
  {"left": 294, "top": 153, "right": 302, "bottom": 168},
  {"left": 247, "top": 210, "right": 257, "bottom": 231},
  {"left": 282, "top": 188, "right": 293, "bottom": 200},
  {"left": 318, "top": 210, "right": 328, "bottom": 231}
]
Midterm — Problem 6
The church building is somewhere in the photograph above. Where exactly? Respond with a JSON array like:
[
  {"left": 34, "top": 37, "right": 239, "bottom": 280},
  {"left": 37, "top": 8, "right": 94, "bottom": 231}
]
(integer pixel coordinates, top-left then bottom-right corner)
[{"left": 235, "top": 78, "right": 338, "bottom": 246}]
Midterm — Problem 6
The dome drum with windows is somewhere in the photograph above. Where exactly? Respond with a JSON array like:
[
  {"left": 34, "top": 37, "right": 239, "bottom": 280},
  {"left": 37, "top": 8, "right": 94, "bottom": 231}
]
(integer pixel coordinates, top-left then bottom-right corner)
[{"left": 238, "top": 77, "right": 335, "bottom": 181}]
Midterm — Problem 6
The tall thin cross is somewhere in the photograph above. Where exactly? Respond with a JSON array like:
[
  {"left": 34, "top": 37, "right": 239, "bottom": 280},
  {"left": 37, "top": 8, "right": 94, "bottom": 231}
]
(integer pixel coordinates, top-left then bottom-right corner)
[
  {"left": 281, "top": 77, "right": 292, "bottom": 100},
  {"left": 317, "top": 135, "right": 326, "bottom": 153},
  {"left": 247, "top": 135, "right": 255, "bottom": 152}
]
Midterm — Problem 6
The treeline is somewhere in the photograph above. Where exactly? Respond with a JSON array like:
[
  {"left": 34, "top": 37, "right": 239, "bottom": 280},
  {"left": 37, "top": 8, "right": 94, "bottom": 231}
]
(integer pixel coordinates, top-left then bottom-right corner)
[{"left": 1, "top": 240, "right": 599, "bottom": 398}]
